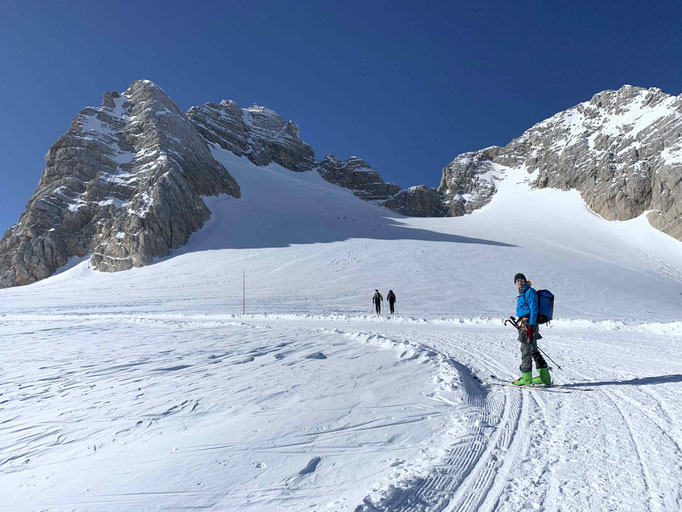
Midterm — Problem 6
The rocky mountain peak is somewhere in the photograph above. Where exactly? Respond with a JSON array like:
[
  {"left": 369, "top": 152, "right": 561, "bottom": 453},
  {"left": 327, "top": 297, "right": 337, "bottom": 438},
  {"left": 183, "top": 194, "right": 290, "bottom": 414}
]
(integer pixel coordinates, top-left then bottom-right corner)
[
  {"left": 437, "top": 147, "right": 503, "bottom": 216},
  {"left": 588, "top": 84, "right": 667, "bottom": 110},
  {"left": 0, "top": 80, "right": 240, "bottom": 288},
  {"left": 1, "top": 81, "right": 680, "bottom": 288},
  {"left": 426, "top": 85, "right": 682, "bottom": 241}
]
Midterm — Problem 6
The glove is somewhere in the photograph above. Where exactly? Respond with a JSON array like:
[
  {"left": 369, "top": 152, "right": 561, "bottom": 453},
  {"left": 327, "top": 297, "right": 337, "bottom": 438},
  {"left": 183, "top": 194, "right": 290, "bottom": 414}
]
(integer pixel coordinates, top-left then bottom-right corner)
[{"left": 526, "top": 324, "right": 535, "bottom": 339}]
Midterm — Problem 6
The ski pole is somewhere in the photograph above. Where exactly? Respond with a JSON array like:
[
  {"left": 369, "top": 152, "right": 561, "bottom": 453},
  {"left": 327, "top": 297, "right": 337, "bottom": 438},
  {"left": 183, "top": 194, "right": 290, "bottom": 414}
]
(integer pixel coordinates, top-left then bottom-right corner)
[
  {"left": 537, "top": 346, "right": 563, "bottom": 371},
  {"left": 505, "top": 317, "right": 563, "bottom": 370}
]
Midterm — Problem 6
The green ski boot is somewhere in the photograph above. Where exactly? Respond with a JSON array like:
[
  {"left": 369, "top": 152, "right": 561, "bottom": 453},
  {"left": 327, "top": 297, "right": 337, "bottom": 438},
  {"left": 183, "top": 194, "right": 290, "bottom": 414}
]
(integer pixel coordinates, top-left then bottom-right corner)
[
  {"left": 512, "top": 371, "right": 532, "bottom": 386},
  {"left": 532, "top": 367, "right": 552, "bottom": 385}
]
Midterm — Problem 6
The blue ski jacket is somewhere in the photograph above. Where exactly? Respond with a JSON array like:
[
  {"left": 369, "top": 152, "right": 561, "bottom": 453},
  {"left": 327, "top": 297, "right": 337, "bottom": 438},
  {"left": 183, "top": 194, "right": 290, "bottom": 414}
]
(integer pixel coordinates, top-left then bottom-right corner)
[{"left": 516, "top": 283, "right": 538, "bottom": 326}]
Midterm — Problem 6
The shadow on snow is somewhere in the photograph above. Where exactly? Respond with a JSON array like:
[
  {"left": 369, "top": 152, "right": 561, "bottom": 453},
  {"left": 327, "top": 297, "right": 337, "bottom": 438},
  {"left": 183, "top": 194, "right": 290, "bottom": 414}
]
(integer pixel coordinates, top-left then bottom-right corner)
[{"left": 564, "top": 374, "right": 682, "bottom": 388}]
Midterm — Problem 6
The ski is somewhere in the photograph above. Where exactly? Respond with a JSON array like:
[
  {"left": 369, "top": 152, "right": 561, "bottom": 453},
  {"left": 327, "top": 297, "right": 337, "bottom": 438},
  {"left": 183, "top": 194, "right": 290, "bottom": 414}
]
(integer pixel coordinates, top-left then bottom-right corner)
[{"left": 487, "top": 374, "right": 593, "bottom": 392}]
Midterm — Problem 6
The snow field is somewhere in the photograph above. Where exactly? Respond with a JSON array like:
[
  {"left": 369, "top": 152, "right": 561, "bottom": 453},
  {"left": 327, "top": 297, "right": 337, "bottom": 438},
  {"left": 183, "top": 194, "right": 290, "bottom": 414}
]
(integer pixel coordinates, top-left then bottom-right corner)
[
  {"left": 0, "top": 313, "right": 471, "bottom": 511},
  {"left": 1, "top": 149, "right": 681, "bottom": 510},
  {"left": 3, "top": 312, "right": 679, "bottom": 510}
]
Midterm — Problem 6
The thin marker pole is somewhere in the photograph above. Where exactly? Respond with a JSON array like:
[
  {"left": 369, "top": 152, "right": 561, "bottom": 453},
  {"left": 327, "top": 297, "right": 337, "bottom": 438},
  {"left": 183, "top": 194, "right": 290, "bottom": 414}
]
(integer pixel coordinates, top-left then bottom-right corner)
[{"left": 242, "top": 270, "right": 245, "bottom": 315}]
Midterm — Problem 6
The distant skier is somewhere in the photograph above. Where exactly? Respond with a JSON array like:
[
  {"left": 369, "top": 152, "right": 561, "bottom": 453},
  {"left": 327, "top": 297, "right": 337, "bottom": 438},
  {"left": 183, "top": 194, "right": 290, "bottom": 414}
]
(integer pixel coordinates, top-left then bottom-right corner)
[
  {"left": 387, "top": 290, "right": 396, "bottom": 314},
  {"left": 372, "top": 289, "right": 383, "bottom": 315},
  {"left": 512, "top": 273, "right": 551, "bottom": 386}
]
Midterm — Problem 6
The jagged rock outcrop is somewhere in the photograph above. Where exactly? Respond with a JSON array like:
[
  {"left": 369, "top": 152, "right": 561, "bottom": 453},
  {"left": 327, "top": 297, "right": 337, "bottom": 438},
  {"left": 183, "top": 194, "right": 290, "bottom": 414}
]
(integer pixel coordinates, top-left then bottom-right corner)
[
  {"left": 2, "top": 82, "right": 680, "bottom": 288},
  {"left": 188, "top": 100, "right": 404, "bottom": 205},
  {"left": 382, "top": 186, "right": 448, "bottom": 217},
  {"left": 0, "top": 80, "right": 240, "bottom": 288},
  {"left": 435, "top": 85, "right": 682, "bottom": 240},
  {"left": 380, "top": 147, "right": 503, "bottom": 218},
  {"left": 506, "top": 85, "right": 681, "bottom": 240},
  {"left": 437, "top": 148, "right": 503, "bottom": 216},
  {"left": 187, "top": 101, "right": 315, "bottom": 172},
  {"left": 316, "top": 155, "right": 401, "bottom": 202}
]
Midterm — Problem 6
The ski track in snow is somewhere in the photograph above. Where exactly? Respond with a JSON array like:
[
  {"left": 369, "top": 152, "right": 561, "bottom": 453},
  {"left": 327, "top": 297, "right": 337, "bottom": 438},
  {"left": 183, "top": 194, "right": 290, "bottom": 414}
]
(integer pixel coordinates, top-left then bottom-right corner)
[
  {"left": 2, "top": 311, "right": 681, "bottom": 511},
  {"left": 2, "top": 151, "right": 682, "bottom": 510}
]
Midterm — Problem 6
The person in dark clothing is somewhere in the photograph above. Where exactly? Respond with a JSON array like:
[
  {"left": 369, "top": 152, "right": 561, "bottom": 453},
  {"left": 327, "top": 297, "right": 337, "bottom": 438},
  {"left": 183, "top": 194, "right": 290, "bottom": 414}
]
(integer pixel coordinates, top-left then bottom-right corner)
[
  {"left": 512, "top": 273, "right": 551, "bottom": 386},
  {"left": 372, "top": 289, "right": 383, "bottom": 314},
  {"left": 387, "top": 290, "right": 396, "bottom": 314}
]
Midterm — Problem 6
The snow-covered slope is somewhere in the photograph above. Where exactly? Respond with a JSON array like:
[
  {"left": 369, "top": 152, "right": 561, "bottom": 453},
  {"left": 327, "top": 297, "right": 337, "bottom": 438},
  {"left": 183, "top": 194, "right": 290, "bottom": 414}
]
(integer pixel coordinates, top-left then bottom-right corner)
[
  {"left": 1, "top": 150, "right": 681, "bottom": 511},
  {"left": 3, "top": 83, "right": 679, "bottom": 289},
  {"left": 8, "top": 147, "right": 681, "bottom": 321},
  {"left": 437, "top": 85, "right": 682, "bottom": 240}
]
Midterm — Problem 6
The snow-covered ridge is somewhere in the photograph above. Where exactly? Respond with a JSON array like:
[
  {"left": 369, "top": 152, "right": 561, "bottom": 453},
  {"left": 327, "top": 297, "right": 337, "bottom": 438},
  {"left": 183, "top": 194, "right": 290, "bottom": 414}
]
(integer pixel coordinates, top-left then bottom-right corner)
[
  {"left": 0, "top": 80, "right": 240, "bottom": 288},
  {"left": 2, "top": 81, "right": 681, "bottom": 289},
  {"left": 432, "top": 86, "right": 682, "bottom": 242}
]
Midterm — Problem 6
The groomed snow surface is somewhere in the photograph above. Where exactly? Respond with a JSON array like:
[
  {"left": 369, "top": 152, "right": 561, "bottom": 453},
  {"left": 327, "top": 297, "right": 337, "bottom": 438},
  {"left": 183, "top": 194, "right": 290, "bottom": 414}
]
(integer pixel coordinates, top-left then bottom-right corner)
[{"left": 1, "top": 149, "right": 681, "bottom": 511}]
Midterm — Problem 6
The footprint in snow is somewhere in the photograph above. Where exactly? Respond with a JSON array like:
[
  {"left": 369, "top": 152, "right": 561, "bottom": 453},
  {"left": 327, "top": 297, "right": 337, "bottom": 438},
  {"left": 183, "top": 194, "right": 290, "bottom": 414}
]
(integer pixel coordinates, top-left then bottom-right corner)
[
  {"left": 306, "top": 352, "right": 327, "bottom": 360},
  {"left": 299, "top": 457, "right": 321, "bottom": 475}
]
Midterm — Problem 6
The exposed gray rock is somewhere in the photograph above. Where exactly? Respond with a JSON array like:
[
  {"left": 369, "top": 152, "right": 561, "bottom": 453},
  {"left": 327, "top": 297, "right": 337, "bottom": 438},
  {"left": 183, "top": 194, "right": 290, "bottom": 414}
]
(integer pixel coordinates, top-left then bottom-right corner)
[
  {"left": 316, "top": 155, "right": 401, "bottom": 202},
  {"left": 378, "top": 147, "right": 503, "bottom": 218},
  {"left": 0, "top": 80, "right": 240, "bottom": 288},
  {"left": 187, "top": 101, "right": 315, "bottom": 172},
  {"left": 381, "top": 186, "right": 448, "bottom": 217},
  {"left": 436, "top": 85, "right": 682, "bottom": 241},
  {"left": 371, "top": 85, "right": 681, "bottom": 228},
  {"left": 514, "top": 85, "right": 681, "bottom": 240},
  {"left": 188, "top": 101, "right": 407, "bottom": 206},
  {"left": 187, "top": 99, "right": 440, "bottom": 216},
  {"left": 2, "top": 82, "right": 680, "bottom": 288},
  {"left": 437, "top": 148, "right": 503, "bottom": 216}
]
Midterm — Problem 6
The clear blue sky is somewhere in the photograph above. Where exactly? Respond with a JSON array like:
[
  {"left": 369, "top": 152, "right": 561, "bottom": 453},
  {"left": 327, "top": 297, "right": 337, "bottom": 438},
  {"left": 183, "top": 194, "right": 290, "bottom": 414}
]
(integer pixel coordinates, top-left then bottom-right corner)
[{"left": 1, "top": 0, "right": 680, "bottom": 234}]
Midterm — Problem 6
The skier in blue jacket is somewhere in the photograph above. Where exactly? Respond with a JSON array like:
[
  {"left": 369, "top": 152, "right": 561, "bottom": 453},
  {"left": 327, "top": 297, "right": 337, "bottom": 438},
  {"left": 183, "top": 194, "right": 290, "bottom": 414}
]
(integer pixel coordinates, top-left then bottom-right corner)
[{"left": 512, "top": 273, "right": 551, "bottom": 386}]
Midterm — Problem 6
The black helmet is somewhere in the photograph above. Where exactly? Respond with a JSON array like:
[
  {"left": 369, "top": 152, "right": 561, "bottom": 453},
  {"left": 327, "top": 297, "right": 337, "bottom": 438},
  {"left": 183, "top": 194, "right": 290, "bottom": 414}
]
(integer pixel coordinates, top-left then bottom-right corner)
[{"left": 514, "top": 273, "right": 526, "bottom": 283}]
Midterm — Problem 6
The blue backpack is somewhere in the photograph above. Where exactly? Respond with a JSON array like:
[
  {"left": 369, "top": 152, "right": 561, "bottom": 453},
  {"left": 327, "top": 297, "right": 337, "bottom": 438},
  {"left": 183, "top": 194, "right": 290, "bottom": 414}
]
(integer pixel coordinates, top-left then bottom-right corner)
[{"left": 537, "top": 289, "right": 554, "bottom": 324}]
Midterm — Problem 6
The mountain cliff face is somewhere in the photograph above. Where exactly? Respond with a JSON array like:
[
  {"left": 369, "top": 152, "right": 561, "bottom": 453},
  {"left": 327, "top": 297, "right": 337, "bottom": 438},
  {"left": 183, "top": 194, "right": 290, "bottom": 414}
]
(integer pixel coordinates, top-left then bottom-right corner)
[
  {"left": 437, "top": 148, "right": 502, "bottom": 216},
  {"left": 186, "top": 101, "right": 405, "bottom": 203},
  {"left": 1, "top": 82, "right": 680, "bottom": 288},
  {"left": 316, "top": 155, "right": 401, "bottom": 202},
  {"left": 383, "top": 186, "right": 448, "bottom": 217},
  {"left": 507, "top": 86, "right": 681, "bottom": 240},
  {"left": 433, "top": 86, "right": 682, "bottom": 240},
  {"left": 0, "top": 80, "right": 240, "bottom": 287},
  {"left": 187, "top": 101, "right": 315, "bottom": 172}
]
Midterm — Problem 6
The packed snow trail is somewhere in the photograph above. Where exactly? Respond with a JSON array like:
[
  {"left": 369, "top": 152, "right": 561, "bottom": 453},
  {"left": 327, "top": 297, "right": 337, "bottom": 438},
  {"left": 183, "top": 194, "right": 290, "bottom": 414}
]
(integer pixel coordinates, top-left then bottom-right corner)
[{"left": 350, "top": 319, "right": 682, "bottom": 512}]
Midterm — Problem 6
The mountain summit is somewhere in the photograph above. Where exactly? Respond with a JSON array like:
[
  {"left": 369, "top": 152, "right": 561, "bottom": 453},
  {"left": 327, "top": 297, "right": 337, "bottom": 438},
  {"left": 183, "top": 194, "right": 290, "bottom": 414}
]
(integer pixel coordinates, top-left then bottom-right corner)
[
  {"left": 434, "top": 85, "right": 682, "bottom": 239},
  {"left": 0, "top": 81, "right": 680, "bottom": 288},
  {"left": 0, "top": 80, "right": 240, "bottom": 287}
]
